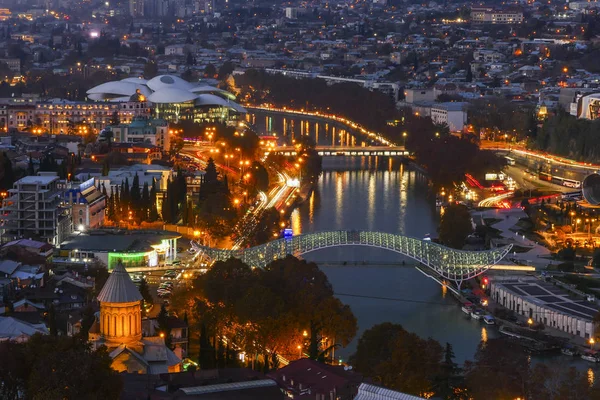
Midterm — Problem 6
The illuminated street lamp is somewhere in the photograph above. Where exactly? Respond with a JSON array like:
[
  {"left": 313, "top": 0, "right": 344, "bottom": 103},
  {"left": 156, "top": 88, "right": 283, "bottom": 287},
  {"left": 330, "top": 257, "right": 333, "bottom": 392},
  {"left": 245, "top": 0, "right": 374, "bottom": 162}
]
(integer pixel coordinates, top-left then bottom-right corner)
[
  {"left": 527, "top": 317, "right": 533, "bottom": 327},
  {"left": 402, "top": 131, "right": 407, "bottom": 147},
  {"left": 591, "top": 337, "right": 596, "bottom": 350}
]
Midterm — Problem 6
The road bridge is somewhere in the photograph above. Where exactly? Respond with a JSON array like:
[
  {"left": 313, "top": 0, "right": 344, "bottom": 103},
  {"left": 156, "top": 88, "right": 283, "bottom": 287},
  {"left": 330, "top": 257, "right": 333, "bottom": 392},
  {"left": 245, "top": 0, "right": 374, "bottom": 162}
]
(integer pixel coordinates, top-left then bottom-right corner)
[
  {"left": 191, "top": 230, "right": 512, "bottom": 289},
  {"left": 269, "top": 145, "right": 407, "bottom": 157}
]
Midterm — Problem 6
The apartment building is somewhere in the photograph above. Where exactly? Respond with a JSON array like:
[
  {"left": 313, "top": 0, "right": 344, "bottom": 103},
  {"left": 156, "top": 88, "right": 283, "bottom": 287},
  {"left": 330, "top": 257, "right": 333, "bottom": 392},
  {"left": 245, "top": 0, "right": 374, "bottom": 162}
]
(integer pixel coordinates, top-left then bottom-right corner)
[
  {"left": 430, "top": 102, "right": 468, "bottom": 132},
  {"left": 109, "top": 117, "right": 170, "bottom": 152},
  {"left": 0, "top": 174, "right": 72, "bottom": 246},
  {"left": 63, "top": 178, "right": 106, "bottom": 231},
  {"left": 471, "top": 6, "right": 524, "bottom": 24}
]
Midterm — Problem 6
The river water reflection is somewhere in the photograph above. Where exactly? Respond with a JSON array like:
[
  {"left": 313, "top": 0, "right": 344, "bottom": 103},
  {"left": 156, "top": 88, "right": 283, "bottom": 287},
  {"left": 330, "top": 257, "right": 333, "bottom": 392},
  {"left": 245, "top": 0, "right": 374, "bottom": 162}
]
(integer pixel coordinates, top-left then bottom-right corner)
[{"left": 290, "top": 158, "right": 498, "bottom": 363}]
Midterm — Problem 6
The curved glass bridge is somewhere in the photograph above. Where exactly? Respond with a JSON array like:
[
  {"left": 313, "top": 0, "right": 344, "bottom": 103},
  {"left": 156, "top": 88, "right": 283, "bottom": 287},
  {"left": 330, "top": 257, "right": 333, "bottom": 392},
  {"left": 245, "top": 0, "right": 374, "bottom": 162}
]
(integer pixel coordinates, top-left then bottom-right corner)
[{"left": 192, "top": 230, "right": 512, "bottom": 287}]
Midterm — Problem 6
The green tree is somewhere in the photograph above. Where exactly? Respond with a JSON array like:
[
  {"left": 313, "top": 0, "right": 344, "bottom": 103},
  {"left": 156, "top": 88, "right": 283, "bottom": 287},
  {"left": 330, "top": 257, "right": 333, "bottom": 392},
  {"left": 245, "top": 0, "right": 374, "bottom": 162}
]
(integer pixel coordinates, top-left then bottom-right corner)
[
  {"left": 141, "top": 182, "right": 150, "bottom": 221},
  {"left": 434, "top": 343, "right": 469, "bottom": 399},
  {"left": 438, "top": 204, "right": 473, "bottom": 249},
  {"left": 0, "top": 334, "right": 123, "bottom": 400},
  {"left": 157, "top": 303, "right": 172, "bottom": 348},
  {"left": 139, "top": 278, "right": 153, "bottom": 314},
  {"left": 149, "top": 179, "right": 159, "bottom": 221},
  {"left": 143, "top": 61, "right": 159, "bottom": 79},
  {"left": 204, "top": 63, "right": 217, "bottom": 77},
  {"left": 465, "top": 339, "right": 528, "bottom": 399},
  {"left": 350, "top": 323, "right": 443, "bottom": 397},
  {"left": 0, "top": 152, "right": 15, "bottom": 190}
]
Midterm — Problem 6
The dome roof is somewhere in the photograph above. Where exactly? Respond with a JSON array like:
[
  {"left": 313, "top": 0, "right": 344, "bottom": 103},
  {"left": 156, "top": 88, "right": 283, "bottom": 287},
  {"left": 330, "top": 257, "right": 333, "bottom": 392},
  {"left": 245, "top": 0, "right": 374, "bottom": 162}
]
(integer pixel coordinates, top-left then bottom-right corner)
[
  {"left": 190, "top": 85, "right": 237, "bottom": 100},
  {"left": 121, "top": 77, "right": 148, "bottom": 84},
  {"left": 195, "top": 94, "right": 246, "bottom": 113},
  {"left": 87, "top": 81, "right": 149, "bottom": 97},
  {"left": 97, "top": 263, "right": 143, "bottom": 304},
  {"left": 148, "top": 87, "right": 199, "bottom": 104},
  {"left": 146, "top": 75, "right": 195, "bottom": 92}
]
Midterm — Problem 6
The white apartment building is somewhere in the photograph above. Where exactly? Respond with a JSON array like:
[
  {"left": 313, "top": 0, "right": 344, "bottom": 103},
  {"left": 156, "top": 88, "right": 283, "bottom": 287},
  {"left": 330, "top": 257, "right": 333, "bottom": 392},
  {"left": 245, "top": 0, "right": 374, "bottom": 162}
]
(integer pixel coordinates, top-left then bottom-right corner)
[
  {"left": 430, "top": 102, "right": 467, "bottom": 132},
  {"left": 471, "top": 6, "right": 524, "bottom": 24},
  {"left": 0, "top": 174, "right": 72, "bottom": 246}
]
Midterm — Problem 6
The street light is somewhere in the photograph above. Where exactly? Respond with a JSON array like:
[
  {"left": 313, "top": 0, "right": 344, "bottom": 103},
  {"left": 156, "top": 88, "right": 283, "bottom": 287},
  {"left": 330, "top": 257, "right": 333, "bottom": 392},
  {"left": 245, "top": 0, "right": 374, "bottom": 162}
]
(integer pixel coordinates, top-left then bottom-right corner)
[
  {"left": 590, "top": 337, "right": 596, "bottom": 350},
  {"left": 402, "top": 131, "right": 407, "bottom": 147},
  {"left": 527, "top": 317, "right": 533, "bottom": 326}
]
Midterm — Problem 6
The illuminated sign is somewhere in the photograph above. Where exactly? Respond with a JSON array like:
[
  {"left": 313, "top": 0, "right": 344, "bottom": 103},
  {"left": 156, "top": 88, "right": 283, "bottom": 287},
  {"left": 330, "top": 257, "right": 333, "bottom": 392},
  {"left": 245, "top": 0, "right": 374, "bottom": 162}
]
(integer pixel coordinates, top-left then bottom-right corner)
[{"left": 283, "top": 228, "right": 293, "bottom": 239}]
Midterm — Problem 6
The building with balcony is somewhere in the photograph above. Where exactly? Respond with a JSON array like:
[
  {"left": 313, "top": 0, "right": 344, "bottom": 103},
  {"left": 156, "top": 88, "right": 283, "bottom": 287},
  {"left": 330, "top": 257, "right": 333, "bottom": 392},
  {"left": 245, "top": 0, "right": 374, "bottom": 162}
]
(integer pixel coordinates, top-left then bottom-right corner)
[
  {"left": 471, "top": 6, "right": 524, "bottom": 24},
  {"left": 0, "top": 174, "right": 72, "bottom": 246},
  {"left": 62, "top": 178, "right": 107, "bottom": 231},
  {"left": 35, "top": 98, "right": 151, "bottom": 135}
]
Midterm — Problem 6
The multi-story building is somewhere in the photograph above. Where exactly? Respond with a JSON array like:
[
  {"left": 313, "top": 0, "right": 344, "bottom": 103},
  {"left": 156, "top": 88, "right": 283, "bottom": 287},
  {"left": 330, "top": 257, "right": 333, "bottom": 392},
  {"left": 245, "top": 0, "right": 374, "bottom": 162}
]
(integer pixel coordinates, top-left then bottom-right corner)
[
  {"left": 430, "top": 102, "right": 468, "bottom": 132},
  {"left": 490, "top": 278, "right": 598, "bottom": 339},
  {"left": 129, "top": 0, "right": 144, "bottom": 17},
  {"left": 63, "top": 178, "right": 106, "bottom": 231},
  {"left": 0, "top": 173, "right": 72, "bottom": 246},
  {"left": 0, "top": 58, "right": 21, "bottom": 73},
  {"left": 35, "top": 99, "right": 151, "bottom": 134},
  {"left": 109, "top": 118, "right": 170, "bottom": 152},
  {"left": 471, "top": 6, "right": 524, "bottom": 24}
]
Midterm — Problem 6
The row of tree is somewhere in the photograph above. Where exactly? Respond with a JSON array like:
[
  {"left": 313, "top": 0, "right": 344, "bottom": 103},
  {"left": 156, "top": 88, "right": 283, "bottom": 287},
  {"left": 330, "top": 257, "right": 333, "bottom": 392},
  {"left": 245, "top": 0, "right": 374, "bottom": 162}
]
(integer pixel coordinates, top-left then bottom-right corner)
[
  {"left": 172, "top": 256, "right": 357, "bottom": 372},
  {"left": 352, "top": 323, "right": 600, "bottom": 399},
  {"left": 533, "top": 109, "right": 600, "bottom": 162},
  {"left": 105, "top": 175, "right": 160, "bottom": 224}
]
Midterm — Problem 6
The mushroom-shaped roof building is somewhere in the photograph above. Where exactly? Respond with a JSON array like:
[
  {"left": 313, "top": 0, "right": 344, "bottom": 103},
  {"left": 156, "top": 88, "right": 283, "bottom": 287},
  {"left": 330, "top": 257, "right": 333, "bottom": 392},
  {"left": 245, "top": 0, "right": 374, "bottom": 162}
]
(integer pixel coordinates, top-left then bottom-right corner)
[{"left": 86, "top": 74, "right": 246, "bottom": 122}]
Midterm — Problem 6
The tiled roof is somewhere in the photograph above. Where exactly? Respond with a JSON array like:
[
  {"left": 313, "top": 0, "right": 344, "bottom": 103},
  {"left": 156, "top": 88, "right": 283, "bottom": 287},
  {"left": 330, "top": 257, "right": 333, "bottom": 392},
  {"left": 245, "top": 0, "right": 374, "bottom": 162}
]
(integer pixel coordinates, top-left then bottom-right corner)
[{"left": 97, "top": 263, "right": 142, "bottom": 304}]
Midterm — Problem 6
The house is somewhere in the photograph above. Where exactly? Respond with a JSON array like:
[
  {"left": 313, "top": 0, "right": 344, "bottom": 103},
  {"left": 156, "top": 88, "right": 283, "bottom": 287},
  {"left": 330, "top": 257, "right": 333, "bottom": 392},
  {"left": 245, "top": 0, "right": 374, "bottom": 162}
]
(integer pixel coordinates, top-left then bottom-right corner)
[
  {"left": 268, "top": 358, "right": 363, "bottom": 400},
  {"left": 0, "top": 316, "right": 49, "bottom": 342}
]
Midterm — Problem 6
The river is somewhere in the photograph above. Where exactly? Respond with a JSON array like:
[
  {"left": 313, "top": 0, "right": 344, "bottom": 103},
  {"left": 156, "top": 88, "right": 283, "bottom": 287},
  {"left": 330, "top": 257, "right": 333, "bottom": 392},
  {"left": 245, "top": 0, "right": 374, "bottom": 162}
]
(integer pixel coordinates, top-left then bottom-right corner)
[
  {"left": 252, "top": 112, "right": 597, "bottom": 372},
  {"left": 287, "top": 157, "right": 497, "bottom": 364}
]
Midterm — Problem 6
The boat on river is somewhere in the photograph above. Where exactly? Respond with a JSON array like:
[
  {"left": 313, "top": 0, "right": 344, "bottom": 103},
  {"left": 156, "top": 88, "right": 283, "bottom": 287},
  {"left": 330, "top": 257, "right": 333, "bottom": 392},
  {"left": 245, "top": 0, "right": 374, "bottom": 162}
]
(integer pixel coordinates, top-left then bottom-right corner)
[
  {"left": 461, "top": 303, "right": 474, "bottom": 315},
  {"left": 470, "top": 309, "right": 484, "bottom": 320},
  {"left": 561, "top": 347, "right": 578, "bottom": 356},
  {"left": 581, "top": 351, "right": 600, "bottom": 363}
]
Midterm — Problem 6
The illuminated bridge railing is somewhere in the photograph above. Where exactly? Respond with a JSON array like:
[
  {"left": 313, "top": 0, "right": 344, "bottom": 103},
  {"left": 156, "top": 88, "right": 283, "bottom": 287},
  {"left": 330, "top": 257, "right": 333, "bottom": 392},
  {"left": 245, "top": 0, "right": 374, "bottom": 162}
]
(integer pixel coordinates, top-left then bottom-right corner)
[{"left": 192, "top": 231, "right": 512, "bottom": 284}]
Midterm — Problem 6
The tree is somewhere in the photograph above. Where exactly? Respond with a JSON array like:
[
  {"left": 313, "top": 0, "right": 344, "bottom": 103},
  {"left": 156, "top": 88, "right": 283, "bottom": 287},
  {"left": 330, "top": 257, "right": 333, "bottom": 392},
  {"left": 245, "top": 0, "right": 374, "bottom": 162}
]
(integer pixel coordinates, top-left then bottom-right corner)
[
  {"left": 149, "top": 179, "right": 159, "bottom": 221},
  {"left": 143, "top": 61, "right": 158, "bottom": 79},
  {"left": 528, "top": 363, "right": 594, "bottom": 399},
  {"left": 0, "top": 152, "right": 15, "bottom": 190},
  {"left": 141, "top": 182, "right": 150, "bottom": 221},
  {"left": 434, "top": 343, "right": 468, "bottom": 399},
  {"left": 350, "top": 323, "right": 443, "bottom": 397},
  {"left": 465, "top": 66, "right": 473, "bottom": 82},
  {"left": 438, "top": 204, "right": 473, "bottom": 249},
  {"left": 0, "top": 334, "right": 123, "bottom": 400},
  {"left": 465, "top": 339, "right": 528, "bottom": 399},
  {"left": 157, "top": 303, "right": 172, "bottom": 348},
  {"left": 204, "top": 63, "right": 217, "bottom": 77}
]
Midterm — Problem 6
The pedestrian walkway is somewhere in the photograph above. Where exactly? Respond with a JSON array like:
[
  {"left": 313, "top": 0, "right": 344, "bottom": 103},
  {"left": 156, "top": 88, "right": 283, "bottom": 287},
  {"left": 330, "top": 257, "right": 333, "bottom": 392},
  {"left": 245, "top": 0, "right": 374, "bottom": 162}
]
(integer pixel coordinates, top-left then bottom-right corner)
[{"left": 472, "top": 208, "right": 554, "bottom": 268}]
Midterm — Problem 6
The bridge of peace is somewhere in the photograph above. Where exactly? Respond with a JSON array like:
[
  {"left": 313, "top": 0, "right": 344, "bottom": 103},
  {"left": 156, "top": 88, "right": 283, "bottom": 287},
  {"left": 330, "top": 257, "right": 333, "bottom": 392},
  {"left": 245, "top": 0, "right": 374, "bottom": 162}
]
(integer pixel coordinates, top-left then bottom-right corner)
[{"left": 192, "top": 230, "right": 512, "bottom": 290}]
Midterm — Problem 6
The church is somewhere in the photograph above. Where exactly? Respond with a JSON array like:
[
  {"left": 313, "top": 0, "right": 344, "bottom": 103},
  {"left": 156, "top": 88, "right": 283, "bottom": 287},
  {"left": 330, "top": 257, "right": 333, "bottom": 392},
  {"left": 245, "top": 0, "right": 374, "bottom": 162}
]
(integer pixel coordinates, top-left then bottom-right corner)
[{"left": 89, "top": 263, "right": 181, "bottom": 374}]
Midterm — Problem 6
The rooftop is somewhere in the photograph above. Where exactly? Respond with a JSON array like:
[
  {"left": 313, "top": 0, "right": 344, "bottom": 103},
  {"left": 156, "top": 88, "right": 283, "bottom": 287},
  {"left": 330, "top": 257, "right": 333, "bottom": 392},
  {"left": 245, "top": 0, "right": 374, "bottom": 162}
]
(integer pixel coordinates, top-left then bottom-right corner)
[
  {"left": 97, "top": 262, "right": 143, "bottom": 304},
  {"left": 15, "top": 175, "right": 58, "bottom": 185},
  {"left": 494, "top": 279, "right": 600, "bottom": 320},
  {"left": 59, "top": 230, "right": 181, "bottom": 252}
]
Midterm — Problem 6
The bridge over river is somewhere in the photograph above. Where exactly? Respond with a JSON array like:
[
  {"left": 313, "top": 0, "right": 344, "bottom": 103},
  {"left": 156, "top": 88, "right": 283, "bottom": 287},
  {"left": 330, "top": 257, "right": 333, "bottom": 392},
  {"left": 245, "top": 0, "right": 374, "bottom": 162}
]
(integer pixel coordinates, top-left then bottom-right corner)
[{"left": 191, "top": 230, "right": 512, "bottom": 289}]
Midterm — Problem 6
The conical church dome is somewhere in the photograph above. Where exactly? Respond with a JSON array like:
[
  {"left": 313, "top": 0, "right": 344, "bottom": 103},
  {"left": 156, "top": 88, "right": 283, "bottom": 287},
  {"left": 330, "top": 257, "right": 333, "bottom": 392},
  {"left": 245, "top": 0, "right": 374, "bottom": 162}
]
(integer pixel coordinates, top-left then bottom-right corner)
[{"left": 97, "top": 263, "right": 143, "bottom": 304}]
